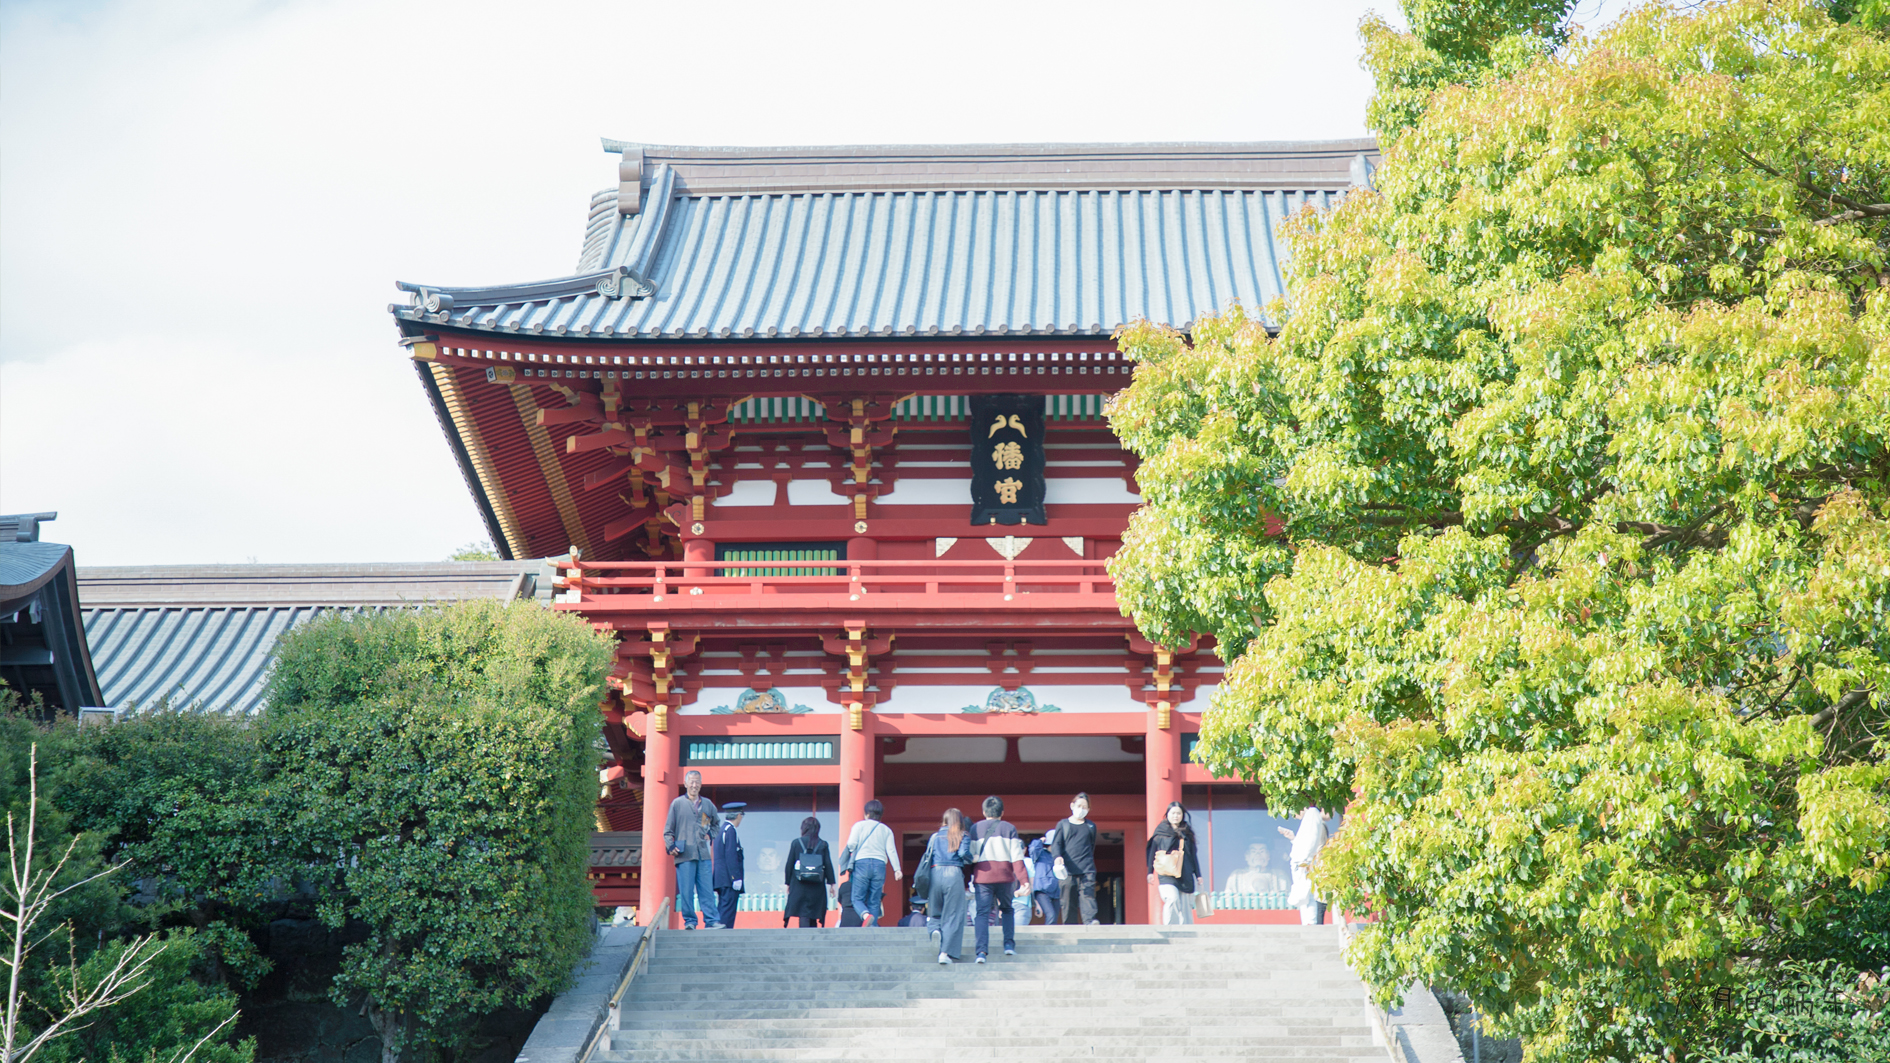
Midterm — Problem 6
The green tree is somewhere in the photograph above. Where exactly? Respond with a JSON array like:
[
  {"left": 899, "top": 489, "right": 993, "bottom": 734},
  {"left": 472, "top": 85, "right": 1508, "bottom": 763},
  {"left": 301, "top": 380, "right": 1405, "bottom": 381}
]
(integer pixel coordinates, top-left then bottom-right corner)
[
  {"left": 262, "top": 599, "right": 612, "bottom": 1063},
  {"left": 38, "top": 931, "right": 252, "bottom": 1063},
  {"left": 57, "top": 708, "right": 286, "bottom": 934},
  {"left": 1107, "top": 1, "right": 1889, "bottom": 1058},
  {"left": 446, "top": 542, "right": 499, "bottom": 562}
]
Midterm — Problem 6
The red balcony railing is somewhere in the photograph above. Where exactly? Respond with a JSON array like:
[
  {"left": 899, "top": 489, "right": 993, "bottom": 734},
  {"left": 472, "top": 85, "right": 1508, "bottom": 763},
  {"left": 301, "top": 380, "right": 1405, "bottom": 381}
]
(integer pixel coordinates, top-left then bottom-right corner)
[{"left": 555, "top": 558, "right": 1120, "bottom": 621}]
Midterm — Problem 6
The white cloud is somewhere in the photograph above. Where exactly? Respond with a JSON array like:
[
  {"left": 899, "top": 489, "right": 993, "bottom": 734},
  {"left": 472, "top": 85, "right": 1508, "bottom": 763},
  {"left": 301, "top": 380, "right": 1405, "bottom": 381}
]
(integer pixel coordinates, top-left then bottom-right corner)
[{"left": 0, "top": 0, "right": 1642, "bottom": 564}]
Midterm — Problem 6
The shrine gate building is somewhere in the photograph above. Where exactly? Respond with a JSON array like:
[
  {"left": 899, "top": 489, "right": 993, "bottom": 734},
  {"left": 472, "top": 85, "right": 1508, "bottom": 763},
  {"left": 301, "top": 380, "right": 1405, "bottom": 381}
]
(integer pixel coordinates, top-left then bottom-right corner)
[{"left": 391, "top": 140, "right": 1374, "bottom": 926}]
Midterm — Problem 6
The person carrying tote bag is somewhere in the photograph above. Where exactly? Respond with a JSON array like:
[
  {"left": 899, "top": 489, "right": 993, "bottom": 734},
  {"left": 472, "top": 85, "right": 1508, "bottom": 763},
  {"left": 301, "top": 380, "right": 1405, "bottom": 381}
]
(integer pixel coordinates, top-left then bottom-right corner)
[{"left": 1145, "top": 801, "right": 1204, "bottom": 925}]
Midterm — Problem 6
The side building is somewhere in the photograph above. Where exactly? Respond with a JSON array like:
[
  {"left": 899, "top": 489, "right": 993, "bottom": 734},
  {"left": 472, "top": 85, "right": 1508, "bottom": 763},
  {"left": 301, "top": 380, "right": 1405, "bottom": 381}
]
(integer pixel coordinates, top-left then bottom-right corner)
[
  {"left": 78, "top": 562, "right": 549, "bottom": 714},
  {"left": 391, "top": 140, "right": 1373, "bottom": 926}
]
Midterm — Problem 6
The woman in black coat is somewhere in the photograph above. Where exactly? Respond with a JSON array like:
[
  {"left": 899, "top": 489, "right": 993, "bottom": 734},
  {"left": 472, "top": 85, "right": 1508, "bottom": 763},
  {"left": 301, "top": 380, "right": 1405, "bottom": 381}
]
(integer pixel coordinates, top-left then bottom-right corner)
[
  {"left": 1145, "top": 801, "right": 1204, "bottom": 925},
  {"left": 782, "top": 816, "right": 835, "bottom": 928}
]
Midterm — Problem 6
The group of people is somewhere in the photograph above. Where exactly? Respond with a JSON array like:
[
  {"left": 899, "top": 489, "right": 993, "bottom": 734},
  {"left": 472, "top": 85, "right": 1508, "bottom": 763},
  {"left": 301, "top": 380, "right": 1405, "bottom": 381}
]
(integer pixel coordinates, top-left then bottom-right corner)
[
  {"left": 661, "top": 771, "right": 1333, "bottom": 941},
  {"left": 660, "top": 769, "right": 914, "bottom": 931}
]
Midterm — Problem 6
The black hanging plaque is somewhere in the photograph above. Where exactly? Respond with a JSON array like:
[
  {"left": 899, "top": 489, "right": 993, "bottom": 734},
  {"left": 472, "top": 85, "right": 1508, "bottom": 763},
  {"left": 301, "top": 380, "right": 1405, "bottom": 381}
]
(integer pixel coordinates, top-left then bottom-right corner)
[{"left": 968, "top": 394, "right": 1045, "bottom": 525}]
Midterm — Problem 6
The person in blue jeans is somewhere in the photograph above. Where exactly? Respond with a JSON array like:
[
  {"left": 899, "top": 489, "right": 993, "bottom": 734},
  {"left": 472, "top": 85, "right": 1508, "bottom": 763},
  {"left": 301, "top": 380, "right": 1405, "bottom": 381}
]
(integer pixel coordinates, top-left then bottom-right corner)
[
  {"left": 926, "top": 808, "right": 975, "bottom": 963},
  {"left": 843, "top": 799, "right": 902, "bottom": 925},
  {"left": 661, "top": 769, "right": 721, "bottom": 929}
]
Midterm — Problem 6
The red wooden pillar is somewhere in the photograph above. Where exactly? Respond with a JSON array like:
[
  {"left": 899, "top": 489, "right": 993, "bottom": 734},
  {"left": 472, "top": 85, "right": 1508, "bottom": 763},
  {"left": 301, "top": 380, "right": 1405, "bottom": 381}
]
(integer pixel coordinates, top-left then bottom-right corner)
[
  {"left": 640, "top": 714, "right": 677, "bottom": 928},
  {"left": 1125, "top": 820, "right": 1148, "bottom": 926},
  {"left": 839, "top": 710, "right": 876, "bottom": 864},
  {"left": 1144, "top": 698, "right": 1182, "bottom": 924},
  {"left": 683, "top": 536, "right": 714, "bottom": 579}
]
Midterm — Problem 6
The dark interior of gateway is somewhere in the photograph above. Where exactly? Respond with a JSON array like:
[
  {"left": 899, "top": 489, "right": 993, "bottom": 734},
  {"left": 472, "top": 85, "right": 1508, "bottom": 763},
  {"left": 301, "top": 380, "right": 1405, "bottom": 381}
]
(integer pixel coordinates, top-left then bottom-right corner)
[{"left": 693, "top": 780, "right": 1294, "bottom": 926}]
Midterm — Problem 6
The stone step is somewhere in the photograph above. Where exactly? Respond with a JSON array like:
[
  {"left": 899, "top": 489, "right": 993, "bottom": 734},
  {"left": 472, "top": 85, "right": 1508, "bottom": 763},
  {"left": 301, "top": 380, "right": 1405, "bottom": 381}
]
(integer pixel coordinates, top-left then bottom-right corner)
[
  {"left": 630, "top": 977, "right": 1363, "bottom": 994},
  {"left": 622, "top": 1006, "right": 1369, "bottom": 1024},
  {"left": 604, "top": 1051, "right": 1391, "bottom": 1059},
  {"left": 598, "top": 1047, "right": 1383, "bottom": 1062},
  {"left": 570, "top": 925, "right": 1380, "bottom": 1063},
  {"left": 619, "top": 1021, "right": 1375, "bottom": 1036}
]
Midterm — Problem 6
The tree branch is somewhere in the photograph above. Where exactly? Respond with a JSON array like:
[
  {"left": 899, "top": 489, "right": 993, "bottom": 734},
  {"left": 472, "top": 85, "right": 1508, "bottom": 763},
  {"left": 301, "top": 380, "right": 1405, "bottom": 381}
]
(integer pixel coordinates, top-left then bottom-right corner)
[
  {"left": 1617, "top": 501, "right": 1731, "bottom": 552},
  {"left": 1732, "top": 147, "right": 1883, "bottom": 225},
  {"left": 1814, "top": 203, "right": 1890, "bottom": 226}
]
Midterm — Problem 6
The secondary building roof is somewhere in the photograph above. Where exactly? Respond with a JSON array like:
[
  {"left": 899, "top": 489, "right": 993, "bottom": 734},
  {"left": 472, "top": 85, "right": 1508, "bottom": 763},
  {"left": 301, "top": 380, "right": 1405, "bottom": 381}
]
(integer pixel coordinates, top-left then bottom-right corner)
[
  {"left": 391, "top": 140, "right": 1376, "bottom": 343},
  {"left": 1, "top": 514, "right": 104, "bottom": 713},
  {"left": 79, "top": 562, "right": 550, "bottom": 714}
]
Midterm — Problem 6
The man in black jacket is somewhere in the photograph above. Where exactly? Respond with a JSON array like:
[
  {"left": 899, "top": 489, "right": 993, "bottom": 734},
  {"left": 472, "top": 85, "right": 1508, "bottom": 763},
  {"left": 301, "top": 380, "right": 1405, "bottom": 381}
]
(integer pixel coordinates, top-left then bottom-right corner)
[
  {"left": 1051, "top": 792, "right": 1101, "bottom": 926},
  {"left": 711, "top": 802, "right": 746, "bottom": 930}
]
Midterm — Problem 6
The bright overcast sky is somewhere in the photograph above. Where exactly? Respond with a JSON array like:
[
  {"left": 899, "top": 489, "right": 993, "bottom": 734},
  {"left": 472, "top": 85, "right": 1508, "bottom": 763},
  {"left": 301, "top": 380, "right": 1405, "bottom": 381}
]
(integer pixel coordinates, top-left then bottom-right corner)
[{"left": 0, "top": 0, "right": 1635, "bottom": 566}]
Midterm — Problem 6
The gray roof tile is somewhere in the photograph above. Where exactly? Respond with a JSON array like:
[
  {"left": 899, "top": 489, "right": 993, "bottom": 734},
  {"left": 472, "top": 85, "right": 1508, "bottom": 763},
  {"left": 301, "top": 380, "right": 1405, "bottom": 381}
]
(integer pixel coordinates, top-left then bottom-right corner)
[
  {"left": 393, "top": 140, "right": 1372, "bottom": 343},
  {"left": 78, "top": 562, "right": 550, "bottom": 713}
]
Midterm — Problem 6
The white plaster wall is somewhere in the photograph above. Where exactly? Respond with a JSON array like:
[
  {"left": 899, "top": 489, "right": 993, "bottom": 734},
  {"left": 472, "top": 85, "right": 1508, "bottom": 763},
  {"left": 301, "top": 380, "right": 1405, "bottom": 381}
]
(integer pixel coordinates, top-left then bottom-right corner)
[
  {"left": 713, "top": 480, "right": 777, "bottom": 506},
  {"left": 785, "top": 480, "right": 850, "bottom": 506}
]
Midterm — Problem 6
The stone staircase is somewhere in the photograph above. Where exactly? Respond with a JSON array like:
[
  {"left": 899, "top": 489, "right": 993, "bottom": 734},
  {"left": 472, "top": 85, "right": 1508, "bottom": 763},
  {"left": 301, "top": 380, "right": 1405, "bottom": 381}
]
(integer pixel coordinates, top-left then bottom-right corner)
[{"left": 595, "top": 924, "right": 1385, "bottom": 1062}]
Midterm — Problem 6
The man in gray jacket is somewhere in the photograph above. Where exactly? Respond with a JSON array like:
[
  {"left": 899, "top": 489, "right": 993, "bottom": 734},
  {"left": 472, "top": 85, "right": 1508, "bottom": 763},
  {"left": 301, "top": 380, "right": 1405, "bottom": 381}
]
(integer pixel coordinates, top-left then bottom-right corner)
[{"left": 664, "top": 769, "right": 722, "bottom": 929}]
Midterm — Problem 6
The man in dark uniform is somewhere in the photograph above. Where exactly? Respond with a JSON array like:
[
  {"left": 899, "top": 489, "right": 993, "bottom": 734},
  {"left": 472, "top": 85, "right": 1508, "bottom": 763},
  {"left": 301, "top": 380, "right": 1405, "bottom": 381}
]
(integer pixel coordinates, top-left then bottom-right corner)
[{"left": 712, "top": 802, "right": 747, "bottom": 930}]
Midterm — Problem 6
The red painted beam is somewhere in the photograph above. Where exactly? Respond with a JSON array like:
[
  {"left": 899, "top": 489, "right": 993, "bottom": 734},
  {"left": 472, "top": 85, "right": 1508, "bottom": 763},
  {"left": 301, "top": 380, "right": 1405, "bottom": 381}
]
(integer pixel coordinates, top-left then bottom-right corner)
[
  {"left": 686, "top": 511, "right": 1136, "bottom": 542},
  {"left": 685, "top": 764, "right": 837, "bottom": 786},
  {"left": 671, "top": 712, "right": 1154, "bottom": 737},
  {"left": 425, "top": 330, "right": 1124, "bottom": 363},
  {"left": 577, "top": 611, "right": 1134, "bottom": 634}
]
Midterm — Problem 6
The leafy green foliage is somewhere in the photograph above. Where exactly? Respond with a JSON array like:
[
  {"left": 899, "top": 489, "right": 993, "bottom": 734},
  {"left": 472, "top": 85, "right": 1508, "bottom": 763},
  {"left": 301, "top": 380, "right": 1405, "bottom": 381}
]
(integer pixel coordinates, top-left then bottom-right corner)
[
  {"left": 1107, "top": 2, "right": 1890, "bottom": 1059},
  {"left": 1362, "top": 0, "right": 1575, "bottom": 144},
  {"left": 0, "top": 692, "right": 256, "bottom": 1063},
  {"left": 1702, "top": 960, "right": 1890, "bottom": 1062},
  {"left": 38, "top": 931, "right": 254, "bottom": 1063},
  {"left": 58, "top": 707, "right": 286, "bottom": 911},
  {"left": 262, "top": 599, "right": 613, "bottom": 1059},
  {"left": 447, "top": 542, "right": 499, "bottom": 562},
  {"left": 0, "top": 706, "right": 132, "bottom": 945}
]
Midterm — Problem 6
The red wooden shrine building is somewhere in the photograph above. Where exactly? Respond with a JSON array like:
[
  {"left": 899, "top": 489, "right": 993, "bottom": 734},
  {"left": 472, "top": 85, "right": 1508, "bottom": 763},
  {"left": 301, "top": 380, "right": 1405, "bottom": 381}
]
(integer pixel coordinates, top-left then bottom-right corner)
[{"left": 391, "top": 140, "right": 1374, "bottom": 926}]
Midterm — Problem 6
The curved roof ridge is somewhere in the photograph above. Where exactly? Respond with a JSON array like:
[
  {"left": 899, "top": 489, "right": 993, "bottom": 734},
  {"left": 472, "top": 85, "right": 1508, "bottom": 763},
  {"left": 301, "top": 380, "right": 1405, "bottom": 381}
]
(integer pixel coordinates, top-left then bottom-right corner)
[{"left": 600, "top": 138, "right": 1380, "bottom": 200}]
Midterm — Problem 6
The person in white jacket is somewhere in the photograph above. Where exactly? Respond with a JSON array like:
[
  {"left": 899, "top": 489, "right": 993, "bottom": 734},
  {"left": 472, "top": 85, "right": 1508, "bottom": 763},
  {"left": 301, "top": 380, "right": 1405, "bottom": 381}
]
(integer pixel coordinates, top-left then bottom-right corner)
[
  {"left": 843, "top": 800, "right": 902, "bottom": 926},
  {"left": 1279, "top": 806, "right": 1331, "bottom": 925}
]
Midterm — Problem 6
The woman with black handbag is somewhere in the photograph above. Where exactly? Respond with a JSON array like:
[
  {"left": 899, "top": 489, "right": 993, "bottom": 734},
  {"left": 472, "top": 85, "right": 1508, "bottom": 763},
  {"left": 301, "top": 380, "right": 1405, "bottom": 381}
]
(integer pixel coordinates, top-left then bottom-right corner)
[
  {"left": 924, "top": 808, "right": 974, "bottom": 963},
  {"left": 783, "top": 816, "right": 835, "bottom": 928},
  {"left": 1145, "top": 801, "right": 1203, "bottom": 925}
]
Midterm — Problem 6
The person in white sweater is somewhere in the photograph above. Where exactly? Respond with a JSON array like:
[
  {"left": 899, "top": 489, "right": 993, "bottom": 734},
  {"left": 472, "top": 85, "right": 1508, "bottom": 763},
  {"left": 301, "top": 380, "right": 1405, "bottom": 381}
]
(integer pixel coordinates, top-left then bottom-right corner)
[{"left": 844, "top": 800, "right": 903, "bottom": 926}]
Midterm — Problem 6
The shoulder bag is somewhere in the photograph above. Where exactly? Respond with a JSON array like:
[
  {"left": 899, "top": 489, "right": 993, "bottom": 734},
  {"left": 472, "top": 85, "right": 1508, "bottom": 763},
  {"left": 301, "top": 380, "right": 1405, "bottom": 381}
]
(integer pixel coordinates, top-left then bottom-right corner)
[
  {"left": 839, "top": 819, "right": 887, "bottom": 875},
  {"left": 1152, "top": 837, "right": 1186, "bottom": 880},
  {"left": 913, "top": 836, "right": 937, "bottom": 897}
]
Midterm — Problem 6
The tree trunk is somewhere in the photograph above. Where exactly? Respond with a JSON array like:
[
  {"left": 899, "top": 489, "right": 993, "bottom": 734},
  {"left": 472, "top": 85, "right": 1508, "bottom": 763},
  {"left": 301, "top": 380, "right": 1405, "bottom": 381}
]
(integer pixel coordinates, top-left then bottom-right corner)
[{"left": 365, "top": 1000, "right": 411, "bottom": 1063}]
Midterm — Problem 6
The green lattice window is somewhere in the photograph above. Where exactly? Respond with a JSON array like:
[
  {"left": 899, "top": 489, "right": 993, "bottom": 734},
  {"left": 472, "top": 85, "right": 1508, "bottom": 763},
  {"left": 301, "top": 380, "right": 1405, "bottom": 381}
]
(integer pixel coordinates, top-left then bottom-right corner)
[
  {"left": 681, "top": 737, "right": 840, "bottom": 765},
  {"left": 714, "top": 542, "right": 845, "bottom": 577}
]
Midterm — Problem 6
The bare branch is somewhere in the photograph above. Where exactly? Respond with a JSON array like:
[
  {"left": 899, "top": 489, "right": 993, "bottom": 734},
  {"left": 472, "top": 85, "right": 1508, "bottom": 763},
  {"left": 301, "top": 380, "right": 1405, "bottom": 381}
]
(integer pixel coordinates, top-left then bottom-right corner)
[
  {"left": 1, "top": 744, "right": 148, "bottom": 1063},
  {"left": 13, "top": 934, "right": 165, "bottom": 1063},
  {"left": 166, "top": 1010, "right": 239, "bottom": 1063}
]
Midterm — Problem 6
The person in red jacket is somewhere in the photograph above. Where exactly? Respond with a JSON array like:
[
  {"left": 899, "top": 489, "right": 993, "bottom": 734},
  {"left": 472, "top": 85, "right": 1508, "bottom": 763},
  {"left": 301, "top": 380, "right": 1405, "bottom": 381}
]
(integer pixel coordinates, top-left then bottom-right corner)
[{"left": 969, "top": 795, "right": 1030, "bottom": 963}]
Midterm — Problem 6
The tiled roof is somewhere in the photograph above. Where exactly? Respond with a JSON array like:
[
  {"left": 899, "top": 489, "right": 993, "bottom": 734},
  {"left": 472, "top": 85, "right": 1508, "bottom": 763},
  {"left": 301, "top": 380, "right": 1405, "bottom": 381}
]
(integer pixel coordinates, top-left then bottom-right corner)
[
  {"left": 78, "top": 562, "right": 549, "bottom": 713},
  {"left": 392, "top": 140, "right": 1374, "bottom": 342},
  {"left": 2, "top": 540, "right": 104, "bottom": 712}
]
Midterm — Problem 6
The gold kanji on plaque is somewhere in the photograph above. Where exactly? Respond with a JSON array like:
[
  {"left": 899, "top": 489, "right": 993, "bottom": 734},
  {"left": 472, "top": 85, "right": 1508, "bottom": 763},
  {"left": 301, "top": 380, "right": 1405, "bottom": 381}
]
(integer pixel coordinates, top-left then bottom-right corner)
[
  {"left": 994, "top": 477, "right": 1023, "bottom": 504},
  {"left": 991, "top": 441, "right": 1024, "bottom": 470}
]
